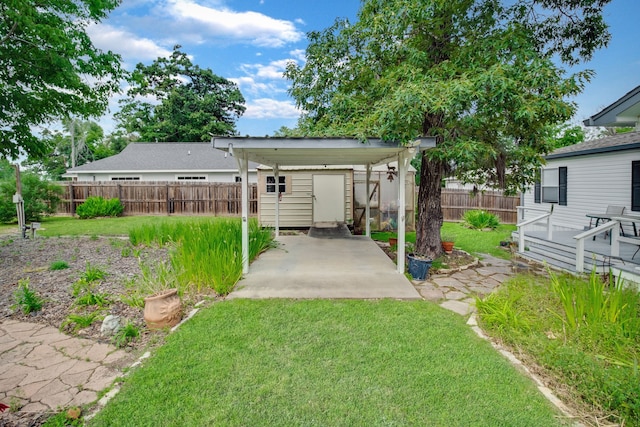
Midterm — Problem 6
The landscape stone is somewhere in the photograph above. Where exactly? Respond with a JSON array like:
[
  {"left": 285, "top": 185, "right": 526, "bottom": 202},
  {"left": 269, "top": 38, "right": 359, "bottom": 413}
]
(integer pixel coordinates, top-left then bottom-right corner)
[
  {"left": 440, "top": 300, "right": 473, "bottom": 316},
  {"left": 100, "top": 315, "right": 121, "bottom": 337}
]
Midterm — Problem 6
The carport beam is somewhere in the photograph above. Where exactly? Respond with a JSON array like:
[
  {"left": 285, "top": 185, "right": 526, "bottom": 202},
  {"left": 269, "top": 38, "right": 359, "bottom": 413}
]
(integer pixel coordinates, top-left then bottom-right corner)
[
  {"left": 240, "top": 153, "right": 249, "bottom": 274},
  {"left": 396, "top": 152, "right": 409, "bottom": 274},
  {"left": 274, "top": 164, "right": 280, "bottom": 238},
  {"left": 365, "top": 164, "right": 371, "bottom": 237}
]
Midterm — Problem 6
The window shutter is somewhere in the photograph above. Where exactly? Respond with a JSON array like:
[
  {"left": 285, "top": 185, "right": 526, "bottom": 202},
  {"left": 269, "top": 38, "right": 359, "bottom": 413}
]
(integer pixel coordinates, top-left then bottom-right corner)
[
  {"left": 559, "top": 167, "right": 567, "bottom": 206},
  {"left": 632, "top": 161, "right": 640, "bottom": 211},
  {"left": 534, "top": 181, "right": 541, "bottom": 204}
]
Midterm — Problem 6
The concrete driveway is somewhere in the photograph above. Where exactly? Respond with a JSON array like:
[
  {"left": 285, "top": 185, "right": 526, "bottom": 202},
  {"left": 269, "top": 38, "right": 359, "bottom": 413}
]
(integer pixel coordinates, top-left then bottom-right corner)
[{"left": 228, "top": 234, "right": 420, "bottom": 299}]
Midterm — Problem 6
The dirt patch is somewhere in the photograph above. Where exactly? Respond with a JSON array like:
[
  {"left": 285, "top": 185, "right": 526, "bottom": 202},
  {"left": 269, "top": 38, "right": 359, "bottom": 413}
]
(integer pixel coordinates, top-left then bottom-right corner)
[
  {"left": 376, "top": 242, "right": 478, "bottom": 272},
  {"left": 0, "top": 233, "right": 198, "bottom": 354}
]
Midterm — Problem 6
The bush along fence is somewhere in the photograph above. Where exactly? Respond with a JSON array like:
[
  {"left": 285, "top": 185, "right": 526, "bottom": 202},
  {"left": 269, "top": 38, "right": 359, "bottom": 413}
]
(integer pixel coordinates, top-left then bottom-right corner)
[
  {"left": 439, "top": 189, "right": 519, "bottom": 224},
  {"left": 56, "top": 181, "right": 258, "bottom": 216}
]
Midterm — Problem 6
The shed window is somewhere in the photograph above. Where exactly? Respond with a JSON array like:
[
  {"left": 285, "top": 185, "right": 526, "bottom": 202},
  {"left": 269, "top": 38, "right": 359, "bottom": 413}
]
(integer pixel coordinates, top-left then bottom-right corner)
[{"left": 266, "top": 176, "right": 286, "bottom": 193}]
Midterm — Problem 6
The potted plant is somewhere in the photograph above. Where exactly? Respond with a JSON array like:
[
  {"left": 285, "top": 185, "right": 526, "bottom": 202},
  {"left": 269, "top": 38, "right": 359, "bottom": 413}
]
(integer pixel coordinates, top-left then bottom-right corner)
[
  {"left": 388, "top": 234, "right": 398, "bottom": 247},
  {"left": 143, "top": 288, "right": 182, "bottom": 330},
  {"left": 405, "top": 243, "right": 432, "bottom": 280},
  {"left": 441, "top": 234, "right": 455, "bottom": 254}
]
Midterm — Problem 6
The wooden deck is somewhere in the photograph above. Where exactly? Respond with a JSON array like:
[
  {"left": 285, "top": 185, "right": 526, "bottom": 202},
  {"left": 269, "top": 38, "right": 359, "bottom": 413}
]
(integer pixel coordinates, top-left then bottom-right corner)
[{"left": 519, "top": 229, "right": 640, "bottom": 281}]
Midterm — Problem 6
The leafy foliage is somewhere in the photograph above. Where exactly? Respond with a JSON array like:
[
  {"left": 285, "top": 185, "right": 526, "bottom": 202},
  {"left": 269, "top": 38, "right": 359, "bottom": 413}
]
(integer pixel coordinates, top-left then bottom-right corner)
[
  {"left": 477, "top": 272, "right": 640, "bottom": 425},
  {"left": 112, "top": 321, "right": 140, "bottom": 348},
  {"left": 116, "top": 46, "right": 246, "bottom": 141},
  {"left": 12, "top": 279, "right": 44, "bottom": 314},
  {"left": 462, "top": 210, "right": 500, "bottom": 230},
  {"left": 49, "top": 260, "right": 70, "bottom": 271},
  {"left": 284, "top": 0, "right": 611, "bottom": 259},
  {"left": 0, "top": 0, "right": 124, "bottom": 159},
  {"left": 61, "top": 311, "right": 103, "bottom": 333},
  {"left": 0, "top": 162, "right": 63, "bottom": 223},
  {"left": 76, "top": 197, "right": 124, "bottom": 219}
]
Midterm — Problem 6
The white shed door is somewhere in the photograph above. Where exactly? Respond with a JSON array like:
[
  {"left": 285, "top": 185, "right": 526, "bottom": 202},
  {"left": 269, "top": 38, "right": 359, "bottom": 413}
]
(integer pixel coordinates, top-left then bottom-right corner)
[{"left": 313, "top": 174, "right": 345, "bottom": 223}]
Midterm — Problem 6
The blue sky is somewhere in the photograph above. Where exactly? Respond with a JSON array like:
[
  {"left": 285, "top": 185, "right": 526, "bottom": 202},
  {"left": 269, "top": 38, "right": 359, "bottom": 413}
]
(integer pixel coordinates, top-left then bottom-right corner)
[{"left": 88, "top": 0, "right": 640, "bottom": 137}]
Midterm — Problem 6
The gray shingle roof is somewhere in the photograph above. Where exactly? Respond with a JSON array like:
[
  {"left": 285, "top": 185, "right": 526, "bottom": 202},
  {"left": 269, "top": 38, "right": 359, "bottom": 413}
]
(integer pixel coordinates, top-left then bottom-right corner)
[
  {"left": 66, "top": 142, "right": 258, "bottom": 172},
  {"left": 546, "top": 131, "right": 640, "bottom": 160}
]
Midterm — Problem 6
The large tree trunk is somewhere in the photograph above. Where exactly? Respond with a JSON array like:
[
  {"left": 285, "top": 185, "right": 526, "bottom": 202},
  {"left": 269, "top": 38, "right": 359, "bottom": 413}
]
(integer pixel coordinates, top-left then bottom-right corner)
[{"left": 415, "top": 154, "right": 445, "bottom": 259}]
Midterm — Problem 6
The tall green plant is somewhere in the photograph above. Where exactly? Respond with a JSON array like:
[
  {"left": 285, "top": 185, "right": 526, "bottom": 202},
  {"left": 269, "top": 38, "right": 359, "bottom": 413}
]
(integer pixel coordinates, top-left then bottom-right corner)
[
  {"left": 549, "top": 269, "right": 640, "bottom": 336},
  {"left": 130, "top": 218, "right": 272, "bottom": 295}
]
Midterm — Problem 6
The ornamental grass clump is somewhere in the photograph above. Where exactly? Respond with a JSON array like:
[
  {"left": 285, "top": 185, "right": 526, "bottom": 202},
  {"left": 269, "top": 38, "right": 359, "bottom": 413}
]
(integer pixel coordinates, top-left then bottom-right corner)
[
  {"left": 462, "top": 209, "right": 500, "bottom": 230},
  {"left": 129, "top": 218, "right": 273, "bottom": 295}
]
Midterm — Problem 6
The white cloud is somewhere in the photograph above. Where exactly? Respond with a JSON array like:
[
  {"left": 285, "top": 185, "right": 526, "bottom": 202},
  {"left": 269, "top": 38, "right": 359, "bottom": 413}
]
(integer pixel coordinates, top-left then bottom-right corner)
[
  {"left": 166, "top": 0, "right": 303, "bottom": 47},
  {"left": 244, "top": 98, "right": 300, "bottom": 119},
  {"left": 289, "top": 49, "right": 306, "bottom": 63},
  {"left": 88, "top": 23, "right": 172, "bottom": 63}
]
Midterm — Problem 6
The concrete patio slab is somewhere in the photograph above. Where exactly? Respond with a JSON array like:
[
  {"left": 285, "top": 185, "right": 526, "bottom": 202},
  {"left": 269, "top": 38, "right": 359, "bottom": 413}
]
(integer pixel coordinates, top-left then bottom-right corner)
[{"left": 228, "top": 235, "right": 421, "bottom": 300}]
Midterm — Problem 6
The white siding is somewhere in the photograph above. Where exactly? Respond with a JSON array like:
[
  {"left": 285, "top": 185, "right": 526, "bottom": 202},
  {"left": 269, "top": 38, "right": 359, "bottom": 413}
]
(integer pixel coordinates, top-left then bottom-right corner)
[
  {"left": 74, "top": 171, "right": 257, "bottom": 183},
  {"left": 259, "top": 170, "right": 353, "bottom": 227},
  {"left": 522, "top": 150, "right": 640, "bottom": 231}
]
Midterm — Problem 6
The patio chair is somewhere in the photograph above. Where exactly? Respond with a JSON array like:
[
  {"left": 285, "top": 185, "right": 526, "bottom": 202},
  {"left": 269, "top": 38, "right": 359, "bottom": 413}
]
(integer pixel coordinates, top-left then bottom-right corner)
[{"left": 587, "top": 205, "right": 626, "bottom": 241}]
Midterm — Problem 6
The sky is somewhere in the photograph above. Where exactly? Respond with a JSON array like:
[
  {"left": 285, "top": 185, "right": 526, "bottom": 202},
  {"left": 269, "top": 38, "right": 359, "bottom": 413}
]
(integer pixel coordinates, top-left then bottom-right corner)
[{"left": 88, "top": 0, "right": 640, "bottom": 138}]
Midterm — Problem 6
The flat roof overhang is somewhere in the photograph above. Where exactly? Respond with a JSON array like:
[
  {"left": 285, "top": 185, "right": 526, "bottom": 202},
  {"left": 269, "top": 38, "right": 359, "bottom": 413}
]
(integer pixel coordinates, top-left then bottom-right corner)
[
  {"left": 212, "top": 137, "right": 436, "bottom": 167},
  {"left": 212, "top": 136, "right": 436, "bottom": 278}
]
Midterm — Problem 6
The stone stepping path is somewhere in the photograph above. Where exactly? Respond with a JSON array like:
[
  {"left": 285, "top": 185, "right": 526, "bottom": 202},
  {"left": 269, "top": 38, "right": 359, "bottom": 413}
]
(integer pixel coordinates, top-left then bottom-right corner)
[
  {"left": 410, "top": 254, "right": 533, "bottom": 316},
  {"left": 0, "top": 320, "right": 132, "bottom": 415}
]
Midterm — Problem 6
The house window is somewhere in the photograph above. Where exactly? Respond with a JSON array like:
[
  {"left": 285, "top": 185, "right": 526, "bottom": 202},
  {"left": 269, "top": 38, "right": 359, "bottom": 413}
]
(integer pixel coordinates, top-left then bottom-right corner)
[
  {"left": 111, "top": 177, "right": 140, "bottom": 181},
  {"left": 539, "top": 167, "right": 567, "bottom": 205},
  {"left": 177, "top": 176, "right": 206, "bottom": 180},
  {"left": 234, "top": 176, "right": 242, "bottom": 183},
  {"left": 632, "top": 161, "right": 640, "bottom": 211},
  {"left": 266, "top": 176, "right": 286, "bottom": 193}
]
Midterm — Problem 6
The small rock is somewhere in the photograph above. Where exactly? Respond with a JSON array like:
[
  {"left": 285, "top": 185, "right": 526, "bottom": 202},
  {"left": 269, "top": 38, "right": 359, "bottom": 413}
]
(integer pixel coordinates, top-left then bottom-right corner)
[{"left": 100, "top": 315, "right": 121, "bottom": 336}]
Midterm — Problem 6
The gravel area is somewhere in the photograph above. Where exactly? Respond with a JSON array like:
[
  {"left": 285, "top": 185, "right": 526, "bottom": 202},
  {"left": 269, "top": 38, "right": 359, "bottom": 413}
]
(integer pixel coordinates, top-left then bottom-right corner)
[{"left": 0, "top": 233, "right": 173, "bottom": 352}]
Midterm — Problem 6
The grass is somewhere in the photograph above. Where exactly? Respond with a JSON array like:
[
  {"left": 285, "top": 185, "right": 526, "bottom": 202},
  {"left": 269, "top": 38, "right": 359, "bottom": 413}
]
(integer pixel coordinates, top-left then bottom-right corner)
[
  {"left": 1, "top": 215, "right": 220, "bottom": 237},
  {"left": 89, "top": 300, "right": 565, "bottom": 427},
  {"left": 372, "top": 222, "right": 516, "bottom": 259},
  {"left": 12, "top": 279, "right": 44, "bottom": 314},
  {"left": 476, "top": 272, "right": 640, "bottom": 425}
]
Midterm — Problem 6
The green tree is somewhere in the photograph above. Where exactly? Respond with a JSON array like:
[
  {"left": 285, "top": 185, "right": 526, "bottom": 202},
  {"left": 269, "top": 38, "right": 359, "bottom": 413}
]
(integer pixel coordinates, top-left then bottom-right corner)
[
  {"left": 24, "top": 121, "right": 110, "bottom": 180},
  {"left": 0, "top": 0, "right": 124, "bottom": 159},
  {"left": 285, "top": 0, "right": 610, "bottom": 258},
  {"left": 0, "top": 162, "right": 62, "bottom": 223},
  {"left": 550, "top": 124, "right": 586, "bottom": 149},
  {"left": 116, "top": 46, "right": 246, "bottom": 141}
]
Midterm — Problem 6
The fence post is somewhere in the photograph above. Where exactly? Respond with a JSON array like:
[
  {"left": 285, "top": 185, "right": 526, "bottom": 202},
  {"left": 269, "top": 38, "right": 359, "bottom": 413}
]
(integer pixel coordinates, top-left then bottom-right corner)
[{"left": 69, "top": 182, "right": 75, "bottom": 215}]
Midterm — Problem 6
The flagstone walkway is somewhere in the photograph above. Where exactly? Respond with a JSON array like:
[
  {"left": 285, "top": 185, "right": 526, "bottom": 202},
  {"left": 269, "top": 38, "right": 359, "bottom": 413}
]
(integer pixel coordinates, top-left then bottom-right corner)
[
  {"left": 411, "top": 253, "right": 539, "bottom": 315},
  {"left": 0, "top": 321, "right": 131, "bottom": 416}
]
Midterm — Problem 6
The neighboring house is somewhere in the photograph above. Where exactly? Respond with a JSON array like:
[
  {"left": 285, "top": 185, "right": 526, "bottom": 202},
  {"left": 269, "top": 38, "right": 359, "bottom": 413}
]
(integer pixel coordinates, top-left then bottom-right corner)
[
  {"left": 63, "top": 142, "right": 258, "bottom": 182},
  {"left": 257, "top": 162, "right": 416, "bottom": 230},
  {"left": 521, "top": 84, "right": 640, "bottom": 231}
]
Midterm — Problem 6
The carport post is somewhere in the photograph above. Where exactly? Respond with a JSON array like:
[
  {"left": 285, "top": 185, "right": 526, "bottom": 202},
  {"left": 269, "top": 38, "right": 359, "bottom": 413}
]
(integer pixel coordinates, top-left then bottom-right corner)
[
  {"left": 396, "top": 152, "right": 409, "bottom": 274},
  {"left": 274, "top": 164, "right": 280, "bottom": 238},
  {"left": 240, "top": 152, "right": 249, "bottom": 274},
  {"left": 365, "top": 164, "right": 371, "bottom": 237}
]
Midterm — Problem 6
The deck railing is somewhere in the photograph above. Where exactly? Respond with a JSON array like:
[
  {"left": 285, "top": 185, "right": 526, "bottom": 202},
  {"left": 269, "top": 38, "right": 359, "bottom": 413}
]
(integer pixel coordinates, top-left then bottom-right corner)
[
  {"left": 516, "top": 206, "right": 553, "bottom": 252},
  {"left": 572, "top": 221, "right": 620, "bottom": 273}
]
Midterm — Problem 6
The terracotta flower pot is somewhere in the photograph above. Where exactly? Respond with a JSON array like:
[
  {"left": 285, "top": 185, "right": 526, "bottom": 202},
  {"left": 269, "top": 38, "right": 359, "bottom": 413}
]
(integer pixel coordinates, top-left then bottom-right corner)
[
  {"left": 442, "top": 241, "right": 455, "bottom": 254},
  {"left": 389, "top": 237, "right": 398, "bottom": 246},
  {"left": 144, "top": 288, "right": 182, "bottom": 330}
]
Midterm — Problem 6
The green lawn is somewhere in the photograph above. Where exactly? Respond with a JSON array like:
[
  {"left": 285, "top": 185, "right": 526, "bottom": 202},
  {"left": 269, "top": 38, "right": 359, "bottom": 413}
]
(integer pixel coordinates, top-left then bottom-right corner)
[
  {"left": 89, "top": 300, "right": 566, "bottom": 427},
  {"left": 372, "top": 222, "right": 516, "bottom": 259},
  {"left": 0, "top": 215, "right": 223, "bottom": 237}
]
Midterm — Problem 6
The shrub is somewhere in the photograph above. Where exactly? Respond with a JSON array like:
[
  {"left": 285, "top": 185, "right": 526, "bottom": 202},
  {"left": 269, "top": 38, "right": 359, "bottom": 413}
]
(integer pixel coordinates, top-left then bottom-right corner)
[
  {"left": 0, "top": 169, "right": 62, "bottom": 223},
  {"left": 76, "top": 196, "right": 123, "bottom": 219},
  {"left": 462, "top": 209, "right": 500, "bottom": 230}
]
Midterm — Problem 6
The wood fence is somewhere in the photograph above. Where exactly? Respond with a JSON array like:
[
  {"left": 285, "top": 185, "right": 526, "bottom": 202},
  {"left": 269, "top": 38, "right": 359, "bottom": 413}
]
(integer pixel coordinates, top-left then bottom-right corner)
[
  {"left": 56, "top": 181, "right": 258, "bottom": 216},
  {"left": 439, "top": 188, "right": 519, "bottom": 224}
]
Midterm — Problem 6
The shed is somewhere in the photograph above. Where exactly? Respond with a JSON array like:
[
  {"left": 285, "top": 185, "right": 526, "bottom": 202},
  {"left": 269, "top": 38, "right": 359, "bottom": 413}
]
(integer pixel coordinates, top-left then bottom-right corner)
[{"left": 256, "top": 162, "right": 416, "bottom": 230}]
